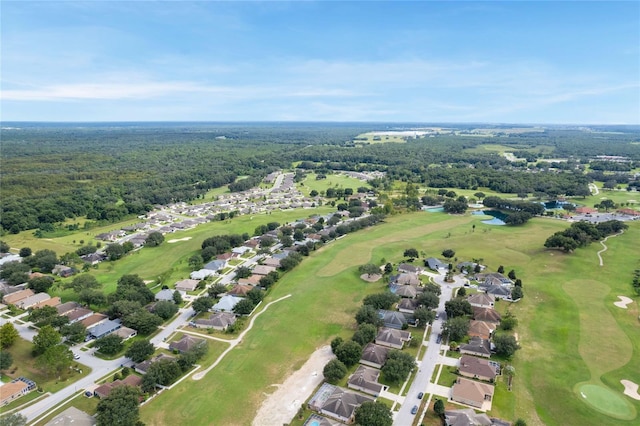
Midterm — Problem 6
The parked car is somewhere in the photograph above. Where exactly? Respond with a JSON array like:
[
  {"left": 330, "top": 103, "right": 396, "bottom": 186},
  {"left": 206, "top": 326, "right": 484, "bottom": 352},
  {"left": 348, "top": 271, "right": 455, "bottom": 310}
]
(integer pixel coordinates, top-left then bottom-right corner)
[
  {"left": 73, "top": 353, "right": 81, "bottom": 360},
  {"left": 417, "top": 392, "right": 424, "bottom": 399},
  {"left": 436, "top": 334, "right": 442, "bottom": 344},
  {"left": 411, "top": 405, "right": 418, "bottom": 415}
]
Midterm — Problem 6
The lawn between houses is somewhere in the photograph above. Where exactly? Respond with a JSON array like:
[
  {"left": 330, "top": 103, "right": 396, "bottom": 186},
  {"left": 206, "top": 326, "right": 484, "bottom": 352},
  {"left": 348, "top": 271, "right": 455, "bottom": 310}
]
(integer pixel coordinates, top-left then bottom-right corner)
[{"left": 139, "top": 211, "right": 640, "bottom": 426}]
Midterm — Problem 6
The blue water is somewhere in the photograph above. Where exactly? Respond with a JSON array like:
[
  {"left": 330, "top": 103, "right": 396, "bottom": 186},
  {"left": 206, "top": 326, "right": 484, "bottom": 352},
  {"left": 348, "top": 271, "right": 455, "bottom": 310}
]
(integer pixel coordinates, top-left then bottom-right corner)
[
  {"left": 472, "top": 210, "right": 506, "bottom": 225},
  {"left": 425, "top": 207, "right": 444, "bottom": 212}
]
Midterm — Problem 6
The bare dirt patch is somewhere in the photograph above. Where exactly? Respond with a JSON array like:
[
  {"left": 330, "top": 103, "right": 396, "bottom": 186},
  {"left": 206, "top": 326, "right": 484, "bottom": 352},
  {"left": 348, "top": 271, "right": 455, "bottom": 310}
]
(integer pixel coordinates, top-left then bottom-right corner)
[
  {"left": 614, "top": 296, "right": 633, "bottom": 309},
  {"left": 167, "top": 237, "right": 192, "bottom": 243},
  {"left": 252, "top": 346, "right": 334, "bottom": 426},
  {"left": 360, "top": 273, "right": 382, "bottom": 283},
  {"left": 621, "top": 380, "right": 640, "bottom": 400}
]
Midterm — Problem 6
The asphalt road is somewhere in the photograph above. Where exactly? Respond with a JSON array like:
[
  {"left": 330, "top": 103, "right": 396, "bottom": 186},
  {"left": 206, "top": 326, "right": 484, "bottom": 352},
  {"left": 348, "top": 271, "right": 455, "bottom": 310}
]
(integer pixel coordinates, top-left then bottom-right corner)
[{"left": 393, "top": 272, "right": 465, "bottom": 426}]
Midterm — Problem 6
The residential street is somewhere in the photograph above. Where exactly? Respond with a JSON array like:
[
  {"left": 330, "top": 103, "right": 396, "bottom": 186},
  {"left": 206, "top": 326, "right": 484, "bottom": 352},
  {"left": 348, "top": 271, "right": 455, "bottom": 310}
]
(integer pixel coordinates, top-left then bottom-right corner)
[{"left": 393, "top": 271, "right": 465, "bottom": 426}]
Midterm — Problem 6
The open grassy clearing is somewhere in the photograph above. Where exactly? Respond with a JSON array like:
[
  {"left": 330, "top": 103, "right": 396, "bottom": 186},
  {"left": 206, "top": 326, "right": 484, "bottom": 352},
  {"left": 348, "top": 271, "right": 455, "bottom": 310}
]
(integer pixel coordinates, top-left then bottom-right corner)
[
  {"left": 353, "top": 132, "right": 407, "bottom": 144},
  {"left": 298, "top": 172, "right": 370, "bottom": 197}
]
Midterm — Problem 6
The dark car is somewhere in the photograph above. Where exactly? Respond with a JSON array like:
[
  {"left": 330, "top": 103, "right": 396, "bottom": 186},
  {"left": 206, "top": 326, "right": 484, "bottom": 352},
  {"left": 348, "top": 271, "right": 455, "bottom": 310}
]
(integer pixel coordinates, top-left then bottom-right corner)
[
  {"left": 417, "top": 392, "right": 424, "bottom": 399},
  {"left": 436, "top": 334, "right": 442, "bottom": 344},
  {"left": 411, "top": 405, "right": 418, "bottom": 415}
]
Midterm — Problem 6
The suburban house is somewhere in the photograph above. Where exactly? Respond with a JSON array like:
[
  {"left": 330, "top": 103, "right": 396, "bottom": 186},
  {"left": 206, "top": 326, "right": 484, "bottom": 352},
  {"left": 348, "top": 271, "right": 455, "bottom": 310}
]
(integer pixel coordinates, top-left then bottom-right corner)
[
  {"left": 2, "top": 289, "right": 34, "bottom": 305},
  {"left": 458, "top": 355, "right": 500, "bottom": 382},
  {"left": 32, "top": 296, "right": 61, "bottom": 310},
  {"left": 238, "top": 275, "right": 262, "bottom": 286},
  {"left": 391, "top": 273, "right": 421, "bottom": 286},
  {"left": 94, "top": 375, "right": 142, "bottom": 398},
  {"left": 393, "top": 285, "right": 418, "bottom": 299},
  {"left": 81, "top": 252, "right": 107, "bottom": 265},
  {"left": 53, "top": 265, "right": 76, "bottom": 278},
  {"left": 375, "top": 327, "right": 412, "bottom": 349},
  {"left": 425, "top": 257, "right": 448, "bottom": 271},
  {"left": 175, "top": 279, "right": 199, "bottom": 292},
  {"left": 347, "top": 365, "right": 385, "bottom": 396},
  {"left": 397, "top": 298, "right": 420, "bottom": 314},
  {"left": 378, "top": 309, "right": 414, "bottom": 329},
  {"left": 169, "top": 335, "right": 205, "bottom": 353},
  {"left": 63, "top": 307, "right": 94, "bottom": 324},
  {"left": 0, "top": 377, "right": 35, "bottom": 406},
  {"left": 135, "top": 353, "right": 176, "bottom": 375},
  {"left": 193, "top": 312, "right": 237, "bottom": 331},
  {"left": 444, "top": 408, "right": 508, "bottom": 426},
  {"left": 232, "top": 246, "right": 251, "bottom": 256},
  {"left": 252, "top": 265, "right": 276, "bottom": 276},
  {"left": 262, "top": 257, "right": 281, "bottom": 268},
  {"left": 81, "top": 313, "right": 108, "bottom": 329},
  {"left": 467, "top": 293, "right": 495, "bottom": 308},
  {"left": 227, "top": 284, "right": 253, "bottom": 297},
  {"left": 482, "top": 285, "right": 512, "bottom": 300},
  {"left": 216, "top": 252, "right": 235, "bottom": 262},
  {"left": 154, "top": 289, "right": 175, "bottom": 302},
  {"left": 56, "top": 301, "right": 80, "bottom": 315},
  {"left": 468, "top": 320, "right": 496, "bottom": 340},
  {"left": 87, "top": 319, "right": 121, "bottom": 340},
  {"left": 302, "top": 414, "right": 340, "bottom": 426},
  {"left": 44, "top": 407, "right": 96, "bottom": 426},
  {"left": 203, "top": 259, "right": 226, "bottom": 272},
  {"left": 16, "top": 292, "right": 51, "bottom": 309},
  {"left": 456, "top": 262, "right": 482, "bottom": 273},
  {"left": 308, "top": 384, "right": 374, "bottom": 424},
  {"left": 111, "top": 326, "right": 137, "bottom": 340},
  {"left": 190, "top": 269, "right": 217, "bottom": 280},
  {"left": 460, "top": 336, "right": 492, "bottom": 358},
  {"left": 472, "top": 307, "right": 502, "bottom": 324},
  {"left": 398, "top": 263, "right": 422, "bottom": 274},
  {"left": 451, "top": 377, "right": 495, "bottom": 410},
  {"left": 211, "top": 295, "right": 243, "bottom": 313},
  {"left": 475, "top": 273, "right": 513, "bottom": 286},
  {"left": 360, "top": 343, "right": 390, "bottom": 369}
]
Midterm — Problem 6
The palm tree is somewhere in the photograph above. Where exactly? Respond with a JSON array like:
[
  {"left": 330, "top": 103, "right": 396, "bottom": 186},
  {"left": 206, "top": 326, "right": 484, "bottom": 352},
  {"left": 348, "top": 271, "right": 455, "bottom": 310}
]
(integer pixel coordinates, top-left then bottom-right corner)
[{"left": 505, "top": 365, "right": 515, "bottom": 390}]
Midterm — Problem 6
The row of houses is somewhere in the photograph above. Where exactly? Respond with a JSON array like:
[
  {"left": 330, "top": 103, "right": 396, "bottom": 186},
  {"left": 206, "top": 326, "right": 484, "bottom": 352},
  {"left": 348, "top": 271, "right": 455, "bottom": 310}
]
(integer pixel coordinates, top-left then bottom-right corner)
[{"left": 0, "top": 377, "right": 37, "bottom": 407}]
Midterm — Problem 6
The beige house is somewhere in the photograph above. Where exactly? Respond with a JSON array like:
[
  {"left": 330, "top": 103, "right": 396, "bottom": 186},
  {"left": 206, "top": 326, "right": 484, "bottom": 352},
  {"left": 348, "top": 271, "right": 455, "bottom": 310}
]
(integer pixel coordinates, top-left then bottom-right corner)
[
  {"left": 458, "top": 355, "right": 499, "bottom": 382},
  {"left": 2, "top": 289, "right": 34, "bottom": 305},
  {"left": 375, "top": 327, "right": 411, "bottom": 349},
  {"left": 451, "top": 377, "right": 495, "bottom": 410},
  {"left": 0, "top": 380, "right": 28, "bottom": 406}
]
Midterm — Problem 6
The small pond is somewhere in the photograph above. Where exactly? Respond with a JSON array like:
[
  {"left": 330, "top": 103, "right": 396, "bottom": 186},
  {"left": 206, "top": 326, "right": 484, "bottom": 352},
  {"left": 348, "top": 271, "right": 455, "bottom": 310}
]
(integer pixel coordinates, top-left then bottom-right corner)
[{"left": 472, "top": 209, "right": 507, "bottom": 225}]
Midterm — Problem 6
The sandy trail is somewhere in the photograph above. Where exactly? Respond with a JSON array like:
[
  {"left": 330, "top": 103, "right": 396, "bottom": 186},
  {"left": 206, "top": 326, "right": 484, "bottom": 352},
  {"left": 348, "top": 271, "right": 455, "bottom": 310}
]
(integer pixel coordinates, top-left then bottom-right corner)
[
  {"left": 613, "top": 296, "right": 633, "bottom": 309},
  {"left": 620, "top": 380, "right": 640, "bottom": 400},
  {"left": 167, "top": 237, "right": 192, "bottom": 243},
  {"left": 252, "top": 346, "right": 334, "bottom": 426}
]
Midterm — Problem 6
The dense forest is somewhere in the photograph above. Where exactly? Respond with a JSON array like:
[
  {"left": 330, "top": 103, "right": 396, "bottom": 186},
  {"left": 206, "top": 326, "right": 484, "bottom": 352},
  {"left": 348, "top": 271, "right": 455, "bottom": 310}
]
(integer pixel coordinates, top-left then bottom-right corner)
[{"left": 1, "top": 123, "right": 639, "bottom": 233}]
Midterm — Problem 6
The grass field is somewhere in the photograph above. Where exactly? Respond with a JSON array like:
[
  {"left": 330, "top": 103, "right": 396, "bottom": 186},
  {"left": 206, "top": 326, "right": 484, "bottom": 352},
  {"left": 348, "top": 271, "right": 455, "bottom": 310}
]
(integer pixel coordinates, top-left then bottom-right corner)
[
  {"left": 6, "top": 204, "right": 640, "bottom": 425},
  {"left": 298, "top": 172, "right": 370, "bottom": 197}
]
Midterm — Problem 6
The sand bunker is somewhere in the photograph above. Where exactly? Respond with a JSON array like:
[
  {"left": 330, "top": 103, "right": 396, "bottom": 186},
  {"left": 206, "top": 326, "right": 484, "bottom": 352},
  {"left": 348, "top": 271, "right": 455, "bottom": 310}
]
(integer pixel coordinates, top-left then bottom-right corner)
[
  {"left": 252, "top": 346, "right": 334, "bottom": 426},
  {"left": 614, "top": 296, "right": 633, "bottom": 309},
  {"left": 360, "top": 273, "right": 382, "bottom": 282},
  {"left": 621, "top": 380, "right": 640, "bottom": 400},
  {"left": 167, "top": 237, "right": 192, "bottom": 243}
]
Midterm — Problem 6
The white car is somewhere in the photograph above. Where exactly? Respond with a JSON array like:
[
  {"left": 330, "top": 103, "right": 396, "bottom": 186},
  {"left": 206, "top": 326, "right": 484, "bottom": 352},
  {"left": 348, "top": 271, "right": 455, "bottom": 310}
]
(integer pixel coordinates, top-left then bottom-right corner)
[{"left": 73, "top": 353, "right": 81, "bottom": 360}]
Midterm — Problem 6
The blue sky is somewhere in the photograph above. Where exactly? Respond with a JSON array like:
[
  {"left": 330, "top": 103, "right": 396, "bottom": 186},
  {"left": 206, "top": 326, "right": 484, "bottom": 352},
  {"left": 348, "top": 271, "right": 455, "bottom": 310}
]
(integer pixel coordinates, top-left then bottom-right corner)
[{"left": 1, "top": 1, "right": 638, "bottom": 123}]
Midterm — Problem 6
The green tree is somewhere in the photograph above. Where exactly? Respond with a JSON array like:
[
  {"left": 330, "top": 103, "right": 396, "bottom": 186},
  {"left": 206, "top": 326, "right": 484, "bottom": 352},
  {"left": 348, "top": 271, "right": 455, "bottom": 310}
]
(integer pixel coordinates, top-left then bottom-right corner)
[
  {"left": 153, "top": 300, "right": 179, "bottom": 320},
  {"left": 359, "top": 263, "right": 381, "bottom": 277},
  {"left": 32, "top": 325, "right": 61, "bottom": 355},
  {"left": 381, "top": 350, "right": 415, "bottom": 383},
  {"left": 27, "top": 276, "right": 54, "bottom": 293},
  {"left": 351, "top": 323, "right": 377, "bottom": 346},
  {"left": 0, "top": 323, "right": 19, "bottom": 348},
  {"left": 335, "top": 340, "right": 362, "bottom": 367},
  {"left": 173, "top": 290, "right": 183, "bottom": 304},
  {"left": 355, "top": 304, "right": 382, "bottom": 326},
  {"left": 79, "top": 289, "right": 106, "bottom": 307},
  {"left": 445, "top": 298, "right": 472, "bottom": 318},
  {"left": 514, "top": 419, "right": 526, "bottom": 426},
  {"left": 403, "top": 248, "right": 419, "bottom": 259},
  {"left": 235, "top": 266, "right": 252, "bottom": 279},
  {"left": 413, "top": 308, "right": 436, "bottom": 327},
  {"left": 433, "top": 398, "right": 445, "bottom": 417},
  {"left": 384, "top": 263, "right": 393, "bottom": 274},
  {"left": 188, "top": 254, "right": 204, "bottom": 271},
  {"left": 508, "top": 269, "right": 517, "bottom": 280},
  {"left": 125, "top": 340, "right": 155, "bottom": 363},
  {"left": 0, "top": 351, "right": 13, "bottom": 370},
  {"left": 330, "top": 336, "right": 343, "bottom": 353},
  {"left": 69, "top": 274, "right": 101, "bottom": 293},
  {"left": 497, "top": 265, "right": 505, "bottom": 274},
  {"left": 0, "top": 413, "right": 27, "bottom": 426},
  {"left": 417, "top": 291, "right": 439, "bottom": 310},
  {"left": 142, "top": 358, "right": 182, "bottom": 391},
  {"left": 96, "top": 385, "right": 142, "bottom": 426},
  {"left": 494, "top": 334, "right": 520, "bottom": 358},
  {"left": 442, "top": 249, "right": 456, "bottom": 260},
  {"left": 323, "top": 359, "right": 347, "bottom": 384},
  {"left": 233, "top": 298, "right": 256, "bottom": 316},
  {"left": 123, "top": 309, "right": 162, "bottom": 335},
  {"left": 60, "top": 322, "right": 87, "bottom": 344},
  {"left": 23, "top": 249, "right": 58, "bottom": 273},
  {"left": 500, "top": 312, "right": 519, "bottom": 331},
  {"left": 145, "top": 231, "right": 165, "bottom": 247},
  {"left": 0, "top": 241, "right": 10, "bottom": 253},
  {"left": 36, "top": 344, "right": 73, "bottom": 378},
  {"left": 511, "top": 286, "right": 524, "bottom": 300},
  {"left": 95, "top": 334, "right": 124, "bottom": 356},
  {"left": 362, "top": 292, "right": 399, "bottom": 310},
  {"left": 208, "top": 283, "right": 228, "bottom": 298},
  {"left": 354, "top": 401, "right": 393, "bottom": 426},
  {"left": 19, "top": 247, "right": 32, "bottom": 258},
  {"left": 192, "top": 296, "right": 214, "bottom": 314},
  {"left": 105, "top": 243, "right": 125, "bottom": 261},
  {"left": 442, "top": 316, "right": 470, "bottom": 342}
]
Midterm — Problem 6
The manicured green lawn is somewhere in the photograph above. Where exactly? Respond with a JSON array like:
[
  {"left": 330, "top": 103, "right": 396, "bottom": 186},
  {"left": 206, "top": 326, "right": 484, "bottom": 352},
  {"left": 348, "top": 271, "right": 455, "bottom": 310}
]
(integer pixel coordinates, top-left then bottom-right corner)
[{"left": 298, "top": 172, "right": 370, "bottom": 197}]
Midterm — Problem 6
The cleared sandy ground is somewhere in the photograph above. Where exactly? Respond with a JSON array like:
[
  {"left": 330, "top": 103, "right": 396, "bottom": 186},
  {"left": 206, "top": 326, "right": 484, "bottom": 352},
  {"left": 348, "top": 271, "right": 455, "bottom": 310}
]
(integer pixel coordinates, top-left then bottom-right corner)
[
  {"left": 621, "top": 380, "right": 640, "bottom": 400},
  {"left": 167, "top": 237, "right": 192, "bottom": 243},
  {"left": 613, "top": 295, "right": 633, "bottom": 309},
  {"left": 252, "top": 346, "right": 335, "bottom": 426}
]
